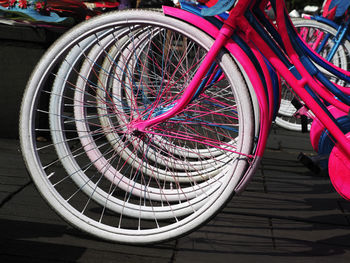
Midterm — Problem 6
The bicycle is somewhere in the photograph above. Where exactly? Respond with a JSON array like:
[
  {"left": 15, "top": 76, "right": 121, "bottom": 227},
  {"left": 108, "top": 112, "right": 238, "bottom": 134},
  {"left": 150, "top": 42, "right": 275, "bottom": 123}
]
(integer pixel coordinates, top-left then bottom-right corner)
[
  {"left": 19, "top": 0, "right": 350, "bottom": 244},
  {"left": 275, "top": 0, "right": 350, "bottom": 131}
]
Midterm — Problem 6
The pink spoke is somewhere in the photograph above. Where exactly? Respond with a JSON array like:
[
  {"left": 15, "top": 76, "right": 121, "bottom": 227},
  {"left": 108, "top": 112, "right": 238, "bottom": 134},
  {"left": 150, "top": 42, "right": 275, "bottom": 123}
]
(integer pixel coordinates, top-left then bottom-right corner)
[{"left": 145, "top": 128, "right": 252, "bottom": 159}]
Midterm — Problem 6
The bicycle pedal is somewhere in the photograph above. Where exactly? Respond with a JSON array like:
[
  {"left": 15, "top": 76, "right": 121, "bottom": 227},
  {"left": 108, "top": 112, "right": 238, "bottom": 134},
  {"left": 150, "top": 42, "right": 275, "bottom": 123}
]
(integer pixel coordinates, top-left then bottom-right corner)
[{"left": 297, "top": 152, "right": 322, "bottom": 175}]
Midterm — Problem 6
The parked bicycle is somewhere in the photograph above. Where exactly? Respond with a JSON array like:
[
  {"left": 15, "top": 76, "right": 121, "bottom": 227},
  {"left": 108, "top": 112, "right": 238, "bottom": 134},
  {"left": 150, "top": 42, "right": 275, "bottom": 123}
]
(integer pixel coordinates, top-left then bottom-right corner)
[
  {"left": 19, "top": 0, "right": 350, "bottom": 244},
  {"left": 275, "top": 0, "right": 350, "bottom": 131}
]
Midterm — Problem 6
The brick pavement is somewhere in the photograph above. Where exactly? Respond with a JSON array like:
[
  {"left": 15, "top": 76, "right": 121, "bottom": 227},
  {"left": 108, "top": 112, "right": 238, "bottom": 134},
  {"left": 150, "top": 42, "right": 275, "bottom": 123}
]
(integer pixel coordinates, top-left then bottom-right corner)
[{"left": 1, "top": 126, "right": 350, "bottom": 262}]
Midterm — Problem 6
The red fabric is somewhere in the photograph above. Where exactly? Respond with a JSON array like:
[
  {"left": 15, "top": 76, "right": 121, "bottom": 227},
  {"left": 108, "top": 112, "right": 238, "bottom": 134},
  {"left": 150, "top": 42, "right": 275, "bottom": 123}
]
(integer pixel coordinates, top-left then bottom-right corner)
[
  {"left": 18, "top": 0, "right": 27, "bottom": 8},
  {"left": 94, "top": 1, "right": 119, "bottom": 8},
  {"left": 46, "top": 0, "right": 88, "bottom": 20},
  {"left": 323, "top": 0, "right": 337, "bottom": 20},
  {"left": 46, "top": 0, "right": 120, "bottom": 21},
  {"left": 197, "top": 0, "right": 217, "bottom": 8}
]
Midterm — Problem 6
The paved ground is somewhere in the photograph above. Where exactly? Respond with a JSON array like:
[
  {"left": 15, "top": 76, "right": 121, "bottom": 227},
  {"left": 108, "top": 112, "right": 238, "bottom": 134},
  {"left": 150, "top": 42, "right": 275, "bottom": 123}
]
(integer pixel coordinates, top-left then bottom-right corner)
[{"left": 1, "top": 125, "right": 350, "bottom": 262}]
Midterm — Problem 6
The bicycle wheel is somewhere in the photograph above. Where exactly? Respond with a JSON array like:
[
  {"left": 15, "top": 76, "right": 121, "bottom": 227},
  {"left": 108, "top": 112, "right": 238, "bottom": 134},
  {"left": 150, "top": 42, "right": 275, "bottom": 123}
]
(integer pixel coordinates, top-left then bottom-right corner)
[
  {"left": 275, "top": 18, "right": 350, "bottom": 131},
  {"left": 20, "top": 9, "right": 257, "bottom": 244},
  {"left": 47, "top": 23, "right": 236, "bottom": 228},
  {"left": 57, "top": 24, "right": 234, "bottom": 211}
]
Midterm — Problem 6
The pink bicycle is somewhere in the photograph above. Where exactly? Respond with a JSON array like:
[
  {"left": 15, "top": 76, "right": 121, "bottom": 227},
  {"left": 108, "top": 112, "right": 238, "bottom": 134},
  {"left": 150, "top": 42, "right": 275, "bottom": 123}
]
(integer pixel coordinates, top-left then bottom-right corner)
[{"left": 19, "top": 0, "right": 350, "bottom": 244}]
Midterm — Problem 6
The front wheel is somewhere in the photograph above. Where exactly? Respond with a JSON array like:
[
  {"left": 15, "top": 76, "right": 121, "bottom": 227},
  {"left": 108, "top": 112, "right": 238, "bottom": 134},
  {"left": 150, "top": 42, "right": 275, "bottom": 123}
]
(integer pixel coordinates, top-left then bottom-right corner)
[{"left": 20, "top": 9, "right": 257, "bottom": 244}]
